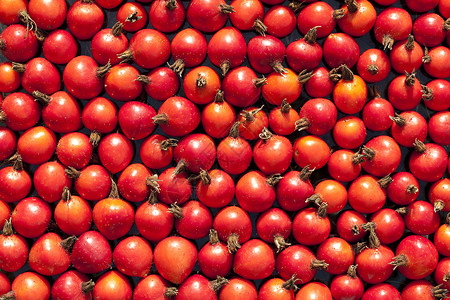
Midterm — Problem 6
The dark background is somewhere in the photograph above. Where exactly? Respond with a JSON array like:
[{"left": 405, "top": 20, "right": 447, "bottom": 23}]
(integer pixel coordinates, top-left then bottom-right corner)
[{"left": 0, "top": 0, "right": 449, "bottom": 294}]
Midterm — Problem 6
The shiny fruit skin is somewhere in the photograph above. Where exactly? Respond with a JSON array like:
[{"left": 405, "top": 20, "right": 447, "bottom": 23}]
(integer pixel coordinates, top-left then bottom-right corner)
[
  {"left": 253, "top": 134, "right": 293, "bottom": 175},
  {"left": 174, "top": 133, "right": 216, "bottom": 174},
  {"left": 198, "top": 238, "right": 233, "bottom": 278},
  {"left": 313, "top": 180, "right": 348, "bottom": 214},
  {"left": 71, "top": 231, "right": 112, "bottom": 274},
  {"left": 54, "top": 194, "right": 92, "bottom": 236},
  {"left": 28, "top": 0, "right": 66, "bottom": 30},
  {"left": 295, "top": 282, "right": 332, "bottom": 300},
  {"left": 155, "top": 97, "right": 201, "bottom": 137},
  {"left": 403, "top": 201, "right": 440, "bottom": 235},
  {"left": 0, "top": 200, "right": 10, "bottom": 230},
  {"left": 348, "top": 175, "right": 386, "bottom": 214},
  {"left": 174, "top": 201, "right": 213, "bottom": 240},
  {"left": 0, "top": 62, "right": 20, "bottom": 93},
  {"left": 387, "top": 172, "right": 419, "bottom": 206},
  {"left": 330, "top": 269, "right": 364, "bottom": 300},
  {"left": 208, "top": 27, "right": 247, "bottom": 74},
  {"left": 104, "top": 63, "right": 143, "bottom": 102},
  {"left": 41, "top": 91, "right": 82, "bottom": 133},
  {"left": 93, "top": 270, "right": 132, "bottom": 300},
  {"left": 0, "top": 165, "right": 31, "bottom": 203},
  {"left": 323, "top": 33, "right": 360, "bottom": 68},
  {"left": 143, "top": 67, "right": 180, "bottom": 101},
  {"left": 93, "top": 197, "right": 134, "bottom": 240},
  {"left": 276, "top": 170, "right": 314, "bottom": 212},
  {"left": 247, "top": 35, "right": 286, "bottom": 74},
  {"left": 374, "top": 8, "right": 412, "bottom": 48},
  {"left": 286, "top": 32, "right": 323, "bottom": 73},
  {"left": 423, "top": 78, "right": 450, "bottom": 111},
  {"left": 229, "top": 0, "right": 264, "bottom": 31},
  {"left": 337, "top": 0, "right": 377, "bottom": 37},
  {"left": 238, "top": 107, "right": 269, "bottom": 140},
  {"left": 196, "top": 169, "right": 235, "bottom": 208},
  {"left": 276, "top": 245, "right": 319, "bottom": 284},
  {"left": 118, "top": 101, "right": 157, "bottom": 141},
  {"left": 236, "top": 171, "right": 276, "bottom": 213},
  {"left": 390, "top": 37, "right": 424, "bottom": 74},
  {"left": 292, "top": 207, "right": 331, "bottom": 246},
  {"left": 268, "top": 103, "right": 299, "bottom": 136},
  {"left": 258, "top": 278, "right": 295, "bottom": 300},
  {"left": 293, "top": 135, "right": 330, "bottom": 170},
  {"left": 133, "top": 274, "right": 171, "bottom": 300},
  {"left": 233, "top": 239, "right": 275, "bottom": 280},
  {"left": 304, "top": 67, "right": 335, "bottom": 98},
  {"left": 98, "top": 133, "right": 134, "bottom": 174},
  {"left": 0, "top": 225, "right": 29, "bottom": 272},
  {"left": 409, "top": 143, "right": 448, "bottom": 182},
  {"left": 187, "top": 0, "right": 230, "bottom": 33},
  {"left": 140, "top": 134, "right": 174, "bottom": 170},
  {"left": 219, "top": 277, "right": 258, "bottom": 300},
  {"left": 117, "top": 2, "right": 148, "bottom": 32},
  {"left": 297, "top": 2, "right": 336, "bottom": 38},
  {"left": 20, "top": 58, "right": 61, "bottom": 95},
  {"left": 356, "top": 245, "right": 395, "bottom": 284},
  {"left": 362, "top": 97, "right": 394, "bottom": 131},
  {"left": 361, "top": 135, "right": 402, "bottom": 177},
  {"left": 370, "top": 208, "right": 405, "bottom": 244},
  {"left": 157, "top": 167, "right": 192, "bottom": 205},
  {"left": 213, "top": 206, "right": 252, "bottom": 247},
  {"left": 336, "top": 210, "right": 368, "bottom": 243},
  {"left": 405, "top": 0, "right": 439, "bottom": 12},
  {"left": 434, "top": 257, "right": 450, "bottom": 290},
  {"left": 328, "top": 150, "right": 361, "bottom": 182},
  {"left": 171, "top": 28, "right": 207, "bottom": 70},
  {"left": 1, "top": 92, "right": 42, "bottom": 131},
  {"left": 256, "top": 208, "right": 292, "bottom": 246},
  {"left": 11, "top": 197, "right": 51, "bottom": 238},
  {"left": 0, "top": 0, "right": 27, "bottom": 25},
  {"left": 67, "top": 0, "right": 104, "bottom": 40},
  {"left": 423, "top": 46, "right": 450, "bottom": 79},
  {"left": 299, "top": 98, "right": 337, "bottom": 136},
  {"left": 63, "top": 55, "right": 104, "bottom": 100},
  {"left": 391, "top": 111, "right": 427, "bottom": 147},
  {"left": 117, "top": 163, "right": 152, "bottom": 203},
  {"left": 394, "top": 235, "right": 439, "bottom": 280},
  {"left": 429, "top": 178, "right": 450, "bottom": 213},
  {"left": 91, "top": 27, "right": 129, "bottom": 66},
  {"left": 264, "top": 6, "right": 296, "bottom": 38},
  {"left": 317, "top": 237, "right": 354, "bottom": 275},
  {"left": 184, "top": 66, "right": 221, "bottom": 105},
  {"left": 11, "top": 272, "right": 51, "bottom": 300},
  {"left": 175, "top": 274, "right": 218, "bottom": 300},
  {"left": 333, "top": 116, "right": 366, "bottom": 149},
  {"left": 333, "top": 73, "right": 367, "bottom": 114},
  {"left": 113, "top": 236, "right": 153, "bottom": 277},
  {"left": 34, "top": 161, "right": 73, "bottom": 203},
  {"left": 28, "top": 233, "right": 71, "bottom": 276},
  {"left": 357, "top": 48, "right": 391, "bottom": 82},
  {"left": 56, "top": 132, "right": 93, "bottom": 170},
  {"left": 217, "top": 134, "right": 252, "bottom": 175},
  {"left": 82, "top": 97, "right": 118, "bottom": 134},
  {"left": 388, "top": 74, "right": 422, "bottom": 111},
  {"left": 51, "top": 270, "right": 93, "bottom": 300},
  {"left": 17, "top": 126, "right": 56, "bottom": 165},
  {"left": 222, "top": 66, "right": 262, "bottom": 108},
  {"left": 154, "top": 236, "right": 197, "bottom": 284},
  {"left": 361, "top": 283, "right": 401, "bottom": 300},
  {"left": 202, "top": 99, "right": 236, "bottom": 139},
  {"left": 0, "top": 24, "right": 39, "bottom": 62},
  {"left": 127, "top": 29, "right": 171, "bottom": 69},
  {"left": 429, "top": 111, "right": 450, "bottom": 146},
  {"left": 73, "top": 165, "right": 112, "bottom": 201},
  {"left": 135, "top": 201, "right": 173, "bottom": 243},
  {"left": 262, "top": 69, "right": 302, "bottom": 105},
  {"left": 149, "top": 0, "right": 185, "bottom": 33}
]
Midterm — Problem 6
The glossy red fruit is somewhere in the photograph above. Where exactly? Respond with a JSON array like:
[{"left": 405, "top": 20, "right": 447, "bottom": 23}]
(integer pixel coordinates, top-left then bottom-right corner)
[
  {"left": 98, "top": 133, "right": 134, "bottom": 174},
  {"left": 362, "top": 88, "right": 394, "bottom": 131},
  {"left": 217, "top": 124, "right": 253, "bottom": 175},
  {"left": 330, "top": 265, "right": 364, "bottom": 300},
  {"left": 317, "top": 237, "right": 354, "bottom": 275},
  {"left": 264, "top": 6, "right": 296, "bottom": 38},
  {"left": 286, "top": 27, "right": 323, "bottom": 72},
  {"left": 213, "top": 206, "right": 252, "bottom": 253},
  {"left": 440, "top": 0, "right": 450, "bottom": 18},
  {"left": 356, "top": 244, "right": 395, "bottom": 284},
  {"left": 67, "top": 0, "right": 104, "bottom": 40},
  {"left": 332, "top": 116, "right": 366, "bottom": 149},
  {"left": 360, "top": 135, "right": 402, "bottom": 177},
  {"left": 63, "top": 55, "right": 106, "bottom": 100},
  {"left": 336, "top": 210, "right": 367, "bottom": 243},
  {"left": 141, "top": 67, "right": 180, "bottom": 101},
  {"left": 391, "top": 111, "right": 427, "bottom": 147},
  {"left": 135, "top": 200, "right": 173, "bottom": 243},
  {"left": 268, "top": 100, "right": 299, "bottom": 136},
  {"left": 428, "top": 111, "right": 450, "bottom": 146},
  {"left": 154, "top": 236, "right": 197, "bottom": 284},
  {"left": 202, "top": 95, "right": 235, "bottom": 139},
  {"left": 237, "top": 106, "right": 269, "bottom": 140},
  {"left": 293, "top": 207, "right": 331, "bottom": 246},
  {"left": 374, "top": 8, "right": 412, "bottom": 50},
  {"left": 171, "top": 201, "right": 213, "bottom": 240},
  {"left": 186, "top": 0, "right": 232, "bottom": 32},
  {"left": 95, "top": 0, "right": 122, "bottom": 9},
  {"left": 69, "top": 165, "right": 111, "bottom": 201},
  {"left": 387, "top": 172, "right": 419, "bottom": 206},
  {"left": 423, "top": 46, "right": 450, "bottom": 79},
  {"left": 29, "top": 233, "right": 72, "bottom": 276},
  {"left": 198, "top": 229, "right": 233, "bottom": 278},
  {"left": 120, "top": 29, "right": 171, "bottom": 69},
  {"left": 113, "top": 236, "right": 153, "bottom": 278},
  {"left": 219, "top": 277, "right": 257, "bottom": 299},
  {"left": 0, "top": 24, "right": 39, "bottom": 62},
  {"left": 336, "top": 0, "right": 377, "bottom": 37},
  {"left": 401, "top": 200, "right": 440, "bottom": 235},
  {"left": 91, "top": 25, "right": 128, "bottom": 66},
  {"left": 236, "top": 171, "right": 278, "bottom": 213},
  {"left": 149, "top": 0, "right": 185, "bottom": 33},
  {"left": 0, "top": 200, "right": 10, "bottom": 230},
  {"left": 293, "top": 135, "right": 330, "bottom": 170},
  {"left": 295, "top": 282, "right": 332, "bottom": 300},
  {"left": 11, "top": 272, "right": 50, "bottom": 300},
  {"left": 196, "top": 169, "right": 235, "bottom": 208},
  {"left": 118, "top": 101, "right": 156, "bottom": 140},
  {"left": 93, "top": 271, "right": 132, "bottom": 300},
  {"left": 233, "top": 239, "right": 275, "bottom": 280},
  {"left": 208, "top": 27, "right": 247, "bottom": 76},
  {"left": 333, "top": 67, "right": 367, "bottom": 114},
  {"left": 0, "top": 62, "right": 20, "bottom": 93},
  {"left": 369, "top": 208, "right": 405, "bottom": 244},
  {"left": 362, "top": 283, "right": 401, "bottom": 300},
  {"left": 357, "top": 48, "right": 391, "bottom": 82},
  {"left": 222, "top": 66, "right": 265, "bottom": 108},
  {"left": 54, "top": 189, "right": 92, "bottom": 236},
  {"left": 430, "top": 178, "right": 450, "bottom": 213},
  {"left": 153, "top": 96, "right": 201, "bottom": 137},
  {"left": 304, "top": 67, "right": 335, "bottom": 98},
  {"left": 0, "top": 92, "right": 41, "bottom": 131},
  {"left": 0, "top": 220, "right": 28, "bottom": 272},
  {"left": 104, "top": 63, "right": 143, "bottom": 102},
  {"left": 133, "top": 274, "right": 171, "bottom": 300},
  {"left": 405, "top": 0, "right": 439, "bottom": 12},
  {"left": 116, "top": 2, "right": 147, "bottom": 32},
  {"left": 298, "top": 98, "right": 337, "bottom": 136},
  {"left": 82, "top": 97, "right": 118, "bottom": 135},
  {"left": 169, "top": 28, "right": 207, "bottom": 77},
  {"left": 174, "top": 133, "right": 216, "bottom": 174},
  {"left": 348, "top": 175, "right": 387, "bottom": 214},
  {"left": 17, "top": 126, "right": 56, "bottom": 165},
  {"left": 259, "top": 278, "right": 296, "bottom": 300},
  {"left": 253, "top": 129, "right": 293, "bottom": 175},
  {"left": 229, "top": 0, "right": 264, "bottom": 33},
  {"left": 157, "top": 167, "right": 192, "bottom": 205},
  {"left": 392, "top": 235, "right": 439, "bottom": 280},
  {"left": 248, "top": 35, "right": 286, "bottom": 74},
  {"left": 263, "top": 68, "right": 305, "bottom": 105},
  {"left": 0, "top": 0, "right": 27, "bottom": 25},
  {"left": 117, "top": 163, "right": 153, "bottom": 203},
  {"left": 0, "top": 128, "right": 16, "bottom": 162},
  {"left": 175, "top": 274, "right": 222, "bottom": 300},
  {"left": 256, "top": 208, "right": 291, "bottom": 252},
  {"left": 434, "top": 257, "right": 450, "bottom": 290},
  {"left": 0, "top": 157, "right": 31, "bottom": 203},
  {"left": 390, "top": 35, "right": 423, "bottom": 74},
  {"left": 36, "top": 91, "right": 82, "bottom": 133},
  {"left": 140, "top": 135, "right": 175, "bottom": 170},
  {"left": 57, "top": 132, "right": 92, "bottom": 170},
  {"left": 276, "top": 168, "right": 314, "bottom": 212},
  {"left": 51, "top": 270, "right": 94, "bottom": 300},
  {"left": 183, "top": 66, "right": 221, "bottom": 105},
  {"left": 312, "top": 180, "right": 348, "bottom": 214},
  {"left": 93, "top": 192, "right": 134, "bottom": 240},
  {"left": 323, "top": 33, "right": 360, "bottom": 68},
  {"left": 28, "top": 0, "right": 66, "bottom": 30},
  {"left": 11, "top": 197, "right": 51, "bottom": 238},
  {"left": 71, "top": 231, "right": 112, "bottom": 274},
  {"left": 402, "top": 280, "right": 447, "bottom": 300},
  {"left": 297, "top": 2, "right": 337, "bottom": 38},
  {"left": 409, "top": 141, "right": 448, "bottom": 182}
]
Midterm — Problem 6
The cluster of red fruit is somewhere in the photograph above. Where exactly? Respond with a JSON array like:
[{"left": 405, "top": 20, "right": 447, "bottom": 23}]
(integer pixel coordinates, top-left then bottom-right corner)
[{"left": 0, "top": 0, "right": 449, "bottom": 298}]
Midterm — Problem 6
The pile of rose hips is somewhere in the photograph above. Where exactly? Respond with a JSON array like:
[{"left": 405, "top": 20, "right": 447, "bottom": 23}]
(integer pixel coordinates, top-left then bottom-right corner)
[{"left": 0, "top": 0, "right": 449, "bottom": 298}]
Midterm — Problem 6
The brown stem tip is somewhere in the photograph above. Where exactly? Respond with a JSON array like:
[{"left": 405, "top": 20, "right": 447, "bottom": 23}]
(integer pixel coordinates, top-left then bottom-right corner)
[
  {"left": 227, "top": 233, "right": 241, "bottom": 253},
  {"left": 274, "top": 235, "right": 291, "bottom": 253},
  {"left": 253, "top": 18, "right": 267, "bottom": 36},
  {"left": 167, "top": 59, "right": 185, "bottom": 77},
  {"left": 389, "top": 254, "right": 407, "bottom": 270},
  {"left": 82, "top": 280, "right": 95, "bottom": 294}
]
